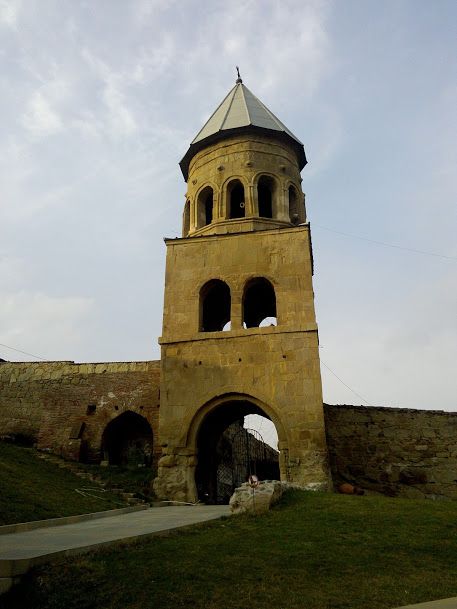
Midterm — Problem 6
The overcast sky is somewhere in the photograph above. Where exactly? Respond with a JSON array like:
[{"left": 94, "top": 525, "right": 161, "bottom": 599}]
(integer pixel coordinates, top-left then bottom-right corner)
[{"left": 1, "top": 0, "right": 456, "bottom": 415}]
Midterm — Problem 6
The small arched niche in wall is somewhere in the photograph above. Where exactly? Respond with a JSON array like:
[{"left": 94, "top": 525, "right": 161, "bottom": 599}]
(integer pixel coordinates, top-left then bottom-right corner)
[
  {"left": 199, "top": 279, "right": 231, "bottom": 332},
  {"left": 242, "top": 277, "right": 277, "bottom": 328},
  {"left": 197, "top": 186, "right": 214, "bottom": 228},
  {"left": 227, "top": 180, "right": 245, "bottom": 219}
]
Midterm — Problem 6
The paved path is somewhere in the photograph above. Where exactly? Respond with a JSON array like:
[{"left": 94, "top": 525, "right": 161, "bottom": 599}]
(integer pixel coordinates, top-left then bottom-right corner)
[
  {"left": 2, "top": 508, "right": 456, "bottom": 608},
  {"left": 395, "top": 599, "right": 457, "bottom": 609},
  {"left": 0, "top": 505, "right": 230, "bottom": 581}
]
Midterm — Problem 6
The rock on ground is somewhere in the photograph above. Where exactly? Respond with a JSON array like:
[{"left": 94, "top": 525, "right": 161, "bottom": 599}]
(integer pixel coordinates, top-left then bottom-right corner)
[{"left": 229, "top": 480, "right": 326, "bottom": 514}]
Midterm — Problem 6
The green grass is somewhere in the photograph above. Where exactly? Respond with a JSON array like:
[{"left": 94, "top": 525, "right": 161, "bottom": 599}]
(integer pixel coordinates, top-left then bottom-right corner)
[
  {"left": 78, "top": 462, "right": 156, "bottom": 500},
  {"left": 0, "top": 442, "right": 125, "bottom": 525},
  {"left": 3, "top": 490, "right": 457, "bottom": 609}
]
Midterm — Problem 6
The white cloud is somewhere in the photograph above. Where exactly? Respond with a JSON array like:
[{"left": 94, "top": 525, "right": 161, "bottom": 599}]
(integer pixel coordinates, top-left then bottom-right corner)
[
  {"left": 0, "top": 291, "right": 94, "bottom": 361},
  {"left": 80, "top": 47, "right": 138, "bottom": 138},
  {"left": 103, "top": 83, "right": 137, "bottom": 137},
  {"left": 22, "top": 90, "right": 63, "bottom": 135},
  {"left": 0, "top": 255, "right": 27, "bottom": 291},
  {"left": 131, "top": 34, "right": 176, "bottom": 83},
  {"left": 0, "top": 0, "right": 20, "bottom": 28},
  {"left": 132, "top": 0, "right": 177, "bottom": 25}
]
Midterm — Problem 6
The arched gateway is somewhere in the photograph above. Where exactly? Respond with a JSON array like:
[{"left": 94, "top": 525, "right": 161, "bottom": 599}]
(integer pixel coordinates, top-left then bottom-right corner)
[
  {"left": 194, "top": 397, "right": 281, "bottom": 504},
  {"left": 102, "top": 411, "right": 153, "bottom": 466},
  {"left": 153, "top": 76, "right": 329, "bottom": 503}
]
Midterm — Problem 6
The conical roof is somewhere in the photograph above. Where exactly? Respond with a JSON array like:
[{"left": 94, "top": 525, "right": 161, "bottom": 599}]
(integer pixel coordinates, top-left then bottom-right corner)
[{"left": 180, "top": 80, "right": 306, "bottom": 180}]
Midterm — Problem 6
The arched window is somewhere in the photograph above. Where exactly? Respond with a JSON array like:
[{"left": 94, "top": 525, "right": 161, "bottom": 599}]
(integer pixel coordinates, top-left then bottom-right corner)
[
  {"left": 200, "top": 280, "right": 231, "bottom": 332},
  {"left": 197, "top": 186, "right": 214, "bottom": 228},
  {"left": 288, "top": 186, "right": 299, "bottom": 224},
  {"left": 243, "top": 278, "right": 277, "bottom": 328},
  {"left": 289, "top": 185, "right": 305, "bottom": 224},
  {"left": 227, "top": 180, "right": 245, "bottom": 219},
  {"left": 257, "top": 176, "right": 274, "bottom": 219},
  {"left": 183, "top": 199, "right": 190, "bottom": 236}
]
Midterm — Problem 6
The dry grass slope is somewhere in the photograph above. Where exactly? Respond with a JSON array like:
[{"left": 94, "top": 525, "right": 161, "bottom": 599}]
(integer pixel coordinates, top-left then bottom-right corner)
[{"left": 0, "top": 442, "right": 124, "bottom": 525}]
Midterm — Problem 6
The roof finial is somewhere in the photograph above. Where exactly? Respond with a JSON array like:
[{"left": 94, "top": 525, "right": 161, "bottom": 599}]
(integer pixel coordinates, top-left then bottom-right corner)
[{"left": 235, "top": 66, "right": 242, "bottom": 84}]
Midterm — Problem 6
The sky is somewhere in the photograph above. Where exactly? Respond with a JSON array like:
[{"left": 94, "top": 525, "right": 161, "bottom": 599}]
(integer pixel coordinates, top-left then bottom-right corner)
[{"left": 1, "top": 0, "right": 456, "bottom": 421}]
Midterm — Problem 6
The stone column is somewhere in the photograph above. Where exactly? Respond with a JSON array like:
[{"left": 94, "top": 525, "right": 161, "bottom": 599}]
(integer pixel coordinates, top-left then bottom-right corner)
[
  {"left": 277, "top": 186, "right": 289, "bottom": 222},
  {"left": 230, "top": 287, "right": 242, "bottom": 330},
  {"left": 247, "top": 184, "right": 257, "bottom": 217},
  {"left": 153, "top": 449, "right": 197, "bottom": 503},
  {"left": 189, "top": 198, "right": 196, "bottom": 232}
]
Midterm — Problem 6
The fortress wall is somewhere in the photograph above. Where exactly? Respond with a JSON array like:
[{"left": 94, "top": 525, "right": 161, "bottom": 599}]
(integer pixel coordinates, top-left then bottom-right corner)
[
  {"left": 324, "top": 404, "right": 457, "bottom": 500},
  {"left": 0, "top": 361, "right": 161, "bottom": 464},
  {"left": 2, "top": 362, "right": 457, "bottom": 500},
  {"left": 0, "top": 361, "right": 56, "bottom": 441}
]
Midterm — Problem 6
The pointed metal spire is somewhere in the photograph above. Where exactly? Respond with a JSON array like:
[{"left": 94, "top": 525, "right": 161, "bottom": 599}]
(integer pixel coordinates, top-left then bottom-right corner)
[{"left": 180, "top": 78, "right": 307, "bottom": 180}]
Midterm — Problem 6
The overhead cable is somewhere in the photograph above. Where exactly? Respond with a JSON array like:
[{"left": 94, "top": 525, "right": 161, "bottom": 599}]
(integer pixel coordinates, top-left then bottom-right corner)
[
  {"left": 320, "top": 358, "right": 373, "bottom": 406},
  {"left": 0, "top": 342, "right": 48, "bottom": 361},
  {"left": 313, "top": 224, "right": 457, "bottom": 262}
]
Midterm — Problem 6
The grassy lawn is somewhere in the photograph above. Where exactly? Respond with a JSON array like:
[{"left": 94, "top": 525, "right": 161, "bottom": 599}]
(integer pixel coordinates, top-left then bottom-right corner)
[
  {"left": 0, "top": 442, "right": 125, "bottom": 525},
  {"left": 3, "top": 490, "right": 457, "bottom": 609}
]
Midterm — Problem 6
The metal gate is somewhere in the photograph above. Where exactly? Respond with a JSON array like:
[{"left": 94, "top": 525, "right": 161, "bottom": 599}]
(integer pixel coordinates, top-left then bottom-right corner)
[{"left": 216, "top": 427, "right": 268, "bottom": 503}]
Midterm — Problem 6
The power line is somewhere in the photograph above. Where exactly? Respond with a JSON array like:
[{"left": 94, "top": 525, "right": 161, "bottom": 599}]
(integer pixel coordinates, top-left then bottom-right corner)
[
  {"left": 320, "top": 358, "right": 372, "bottom": 406},
  {"left": 313, "top": 223, "right": 457, "bottom": 262},
  {"left": 0, "top": 342, "right": 48, "bottom": 361}
]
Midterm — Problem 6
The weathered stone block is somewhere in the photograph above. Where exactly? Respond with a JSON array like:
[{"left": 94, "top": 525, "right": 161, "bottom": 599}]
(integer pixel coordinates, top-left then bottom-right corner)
[{"left": 229, "top": 481, "right": 284, "bottom": 514}]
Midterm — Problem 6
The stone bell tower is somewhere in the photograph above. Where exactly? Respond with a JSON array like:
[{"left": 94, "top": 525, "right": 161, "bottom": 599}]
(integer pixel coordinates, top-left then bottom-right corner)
[{"left": 153, "top": 74, "right": 329, "bottom": 502}]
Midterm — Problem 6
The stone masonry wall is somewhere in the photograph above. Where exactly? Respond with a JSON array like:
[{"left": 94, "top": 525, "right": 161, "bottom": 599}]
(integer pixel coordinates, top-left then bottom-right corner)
[
  {"left": 325, "top": 404, "right": 457, "bottom": 500},
  {"left": 0, "top": 360, "right": 160, "bottom": 465},
  {"left": 2, "top": 360, "right": 457, "bottom": 500}
]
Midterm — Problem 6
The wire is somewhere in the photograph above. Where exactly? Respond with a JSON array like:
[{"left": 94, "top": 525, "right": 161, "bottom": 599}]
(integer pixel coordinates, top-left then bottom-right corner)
[
  {"left": 320, "top": 358, "right": 372, "bottom": 406},
  {"left": 313, "top": 224, "right": 457, "bottom": 262},
  {"left": 0, "top": 342, "right": 48, "bottom": 361}
]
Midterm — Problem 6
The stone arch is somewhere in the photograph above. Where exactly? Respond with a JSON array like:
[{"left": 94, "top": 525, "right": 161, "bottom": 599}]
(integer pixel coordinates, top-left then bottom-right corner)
[
  {"left": 226, "top": 178, "right": 246, "bottom": 219},
  {"left": 188, "top": 393, "right": 287, "bottom": 503},
  {"left": 287, "top": 183, "right": 305, "bottom": 224},
  {"left": 101, "top": 410, "right": 153, "bottom": 466},
  {"left": 196, "top": 184, "right": 215, "bottom": 228},
  {"left": 187, "top": 393, "right": 287, "bottom": 450},
  {"left": 199, "top": 279, "right": 231, "bottom": 332},
  {"left": 242, "top": 277, "right": 277, "bottom": 328},
  {"left": 254, "top": 173, "right": 278, "bottom": 219}
]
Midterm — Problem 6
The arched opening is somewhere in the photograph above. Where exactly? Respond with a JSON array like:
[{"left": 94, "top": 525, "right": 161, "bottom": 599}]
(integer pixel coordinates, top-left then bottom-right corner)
[
  {"left": 243, "top": 277, "right": 277, "bottom": 328},
  {"left": 195, "top": 400, "right": 280, "bottom": 504},
  {"left": 227, "top": 180, "right": 245, "bottom": 219},
  {"left": 101, "top": 411, "right": 153, "bottom": 467},
  {"left": 257, "top": 175, "right": 275, "bottom": 219},
  {"left": 289, "top": 185, "right": 305, "bottom": 224},
  {"left": 183, "top": 199, "right": 190, "bottom": 236},
  {"left": 200, "top": 279, "right": 231, "bottom": 332},
  {"left": 197, "top": 186, "right": 214, "bottom": 228}
]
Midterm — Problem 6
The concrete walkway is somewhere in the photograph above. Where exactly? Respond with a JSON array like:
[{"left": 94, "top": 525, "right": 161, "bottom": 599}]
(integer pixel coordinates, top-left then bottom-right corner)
[
  {"left": 0, "top": 505, "right": 230, "bottom": 592},
  {"left": 395, "top": 599, "right": 457, "bottom": 609}
]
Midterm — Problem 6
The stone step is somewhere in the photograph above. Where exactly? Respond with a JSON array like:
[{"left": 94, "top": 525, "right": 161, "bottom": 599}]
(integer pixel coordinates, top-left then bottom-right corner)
[{"left": 37, "top": 452, "right": 150, "bottom": 507}]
